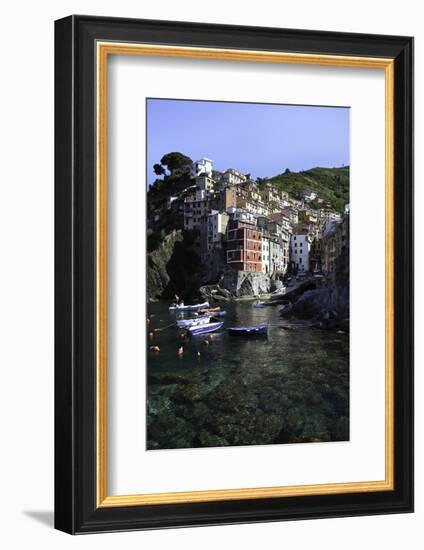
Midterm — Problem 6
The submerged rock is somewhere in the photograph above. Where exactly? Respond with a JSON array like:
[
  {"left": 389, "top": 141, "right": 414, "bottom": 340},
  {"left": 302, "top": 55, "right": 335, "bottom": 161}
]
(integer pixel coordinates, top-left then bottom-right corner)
[
  {"left": 147, "top": 395, "right": 172, "bottom": 419},
  {"left": 173, "top": 382, "right": 212, "bottom": 404},
  {"left": 207, "top": 381, "right": 258, "bottom": 414},
  {"left": 196, "top": 430, "right": 229, "bottom": 448},
  {"left": 148, "top": 373, "right": 191, "bottom": 386},
  {"left": 208, "top": 410, "right": 283, "bottom": 446},
  {"left": 148, "top": 413, "right": 196, "bottom": 449}
]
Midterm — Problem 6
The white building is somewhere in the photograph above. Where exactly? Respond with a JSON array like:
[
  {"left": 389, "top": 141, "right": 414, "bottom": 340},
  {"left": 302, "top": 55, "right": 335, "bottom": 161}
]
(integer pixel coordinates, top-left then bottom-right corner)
[
  {"left": 236, "top": 196, "right": 270, "bottom": 217},
  {"left": 191, "top": 157, "right": 213, "bottom": 177},
  {"left": 270, "top": 238, "right": 284, "bottom": 274},
  {"left": 226, "top": 207, "right": 256, "bottom": 226},
  {"left": 290, "top": 234, "right": 311, "bottom": 272},
  {"left": 261, "top": 184, "right": 281, "bottom": 204},
  {"left": 261, "top": 236, "right": 271, "bottom": 274},
  {"left": 320, "top": 209, "right": 342, "bottom": 226},
  {"left": 195, "top": 174, "right": 215, "bottom": 193},
  {"left": 221, "top": 168, "right": 247, "bottom": 186},
  {"left": 281, "top": 230, "right": 290, "bottom": 274},
  {"left": 184, "top": 193, "right": 211, "bottom": 231},
  {"left": 301, "top": 191, "right": 318, "bottom": 202},
  {"left": 207, "top": 211, "right": 229, "bottom": 247}
]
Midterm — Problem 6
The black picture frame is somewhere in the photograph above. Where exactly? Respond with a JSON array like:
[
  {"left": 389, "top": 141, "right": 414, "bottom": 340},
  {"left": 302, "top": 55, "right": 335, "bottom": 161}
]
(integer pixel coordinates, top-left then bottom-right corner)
[{"left": 55, "top": 15, "right": 414, "bottom": 534}]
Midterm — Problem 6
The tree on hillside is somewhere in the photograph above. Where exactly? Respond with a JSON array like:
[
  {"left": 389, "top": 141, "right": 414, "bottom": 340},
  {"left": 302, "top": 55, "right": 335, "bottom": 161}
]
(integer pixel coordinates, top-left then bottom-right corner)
[
  {"left": 153, "top": 163, "right": 165, "bottom": 176},
  {"left": 160, "top": 152, "right": 193, "bottom": 175}
]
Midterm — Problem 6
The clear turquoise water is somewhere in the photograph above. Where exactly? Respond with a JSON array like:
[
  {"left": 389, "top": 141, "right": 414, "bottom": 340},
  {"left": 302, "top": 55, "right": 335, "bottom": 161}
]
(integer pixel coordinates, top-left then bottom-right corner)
[{"left": 146, "top": 300, "right": 349, "bottom": 450}]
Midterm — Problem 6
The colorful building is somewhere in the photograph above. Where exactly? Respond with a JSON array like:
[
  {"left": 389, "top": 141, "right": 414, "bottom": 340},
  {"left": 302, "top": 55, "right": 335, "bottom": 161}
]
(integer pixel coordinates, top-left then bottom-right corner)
[{"left": 226, "top": 218, "right": 262, "bottom": 272}]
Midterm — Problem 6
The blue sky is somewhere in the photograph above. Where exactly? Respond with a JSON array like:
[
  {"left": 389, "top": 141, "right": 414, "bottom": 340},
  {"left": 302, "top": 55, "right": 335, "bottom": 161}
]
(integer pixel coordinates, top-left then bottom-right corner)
[{"left": 146, "top": 98, "right": 349, "bottom": 186}]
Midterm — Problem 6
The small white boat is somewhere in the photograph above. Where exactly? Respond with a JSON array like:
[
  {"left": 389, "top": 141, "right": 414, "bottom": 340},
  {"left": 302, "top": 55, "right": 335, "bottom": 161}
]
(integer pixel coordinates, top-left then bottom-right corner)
[
  {"left": 186, "top": 320, "right": 224, "bottom": 336},
  {"left": 176, "top": 316, "right": 211, "bottom": 328},
  {"left": 169, "top": 301, "right": 210, "bottom": 311}
]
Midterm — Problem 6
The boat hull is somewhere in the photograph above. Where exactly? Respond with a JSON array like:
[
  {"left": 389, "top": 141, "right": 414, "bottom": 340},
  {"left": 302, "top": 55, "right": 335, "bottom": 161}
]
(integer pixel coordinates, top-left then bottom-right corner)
[
  {"left": 176, "top": 316, "right": 210, "bottom": 328},
  {"left": 169, "top": 301, "right": 210, "bottom": 311},
  {"left": 187, "top": 321, "right": 224, "bottom": 335}
]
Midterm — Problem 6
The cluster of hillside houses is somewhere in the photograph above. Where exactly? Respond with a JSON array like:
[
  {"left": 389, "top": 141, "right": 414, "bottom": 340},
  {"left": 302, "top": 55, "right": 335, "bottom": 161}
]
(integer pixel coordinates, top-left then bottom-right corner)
[{"left": 162, "top": 157, "right": 349, "bottom": 282}]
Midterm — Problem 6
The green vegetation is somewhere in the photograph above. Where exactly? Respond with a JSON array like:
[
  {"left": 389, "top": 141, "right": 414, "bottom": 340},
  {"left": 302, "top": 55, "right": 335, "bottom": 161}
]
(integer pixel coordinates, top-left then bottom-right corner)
[
  {"left": 149, "top": 152, "right": 195, "bottom": 202},
  {"left": 263, "top": 166, "right": 349, "bottom": 213},
  {"left": 158, "top": 152, "right": 193, "bottom": 175}
]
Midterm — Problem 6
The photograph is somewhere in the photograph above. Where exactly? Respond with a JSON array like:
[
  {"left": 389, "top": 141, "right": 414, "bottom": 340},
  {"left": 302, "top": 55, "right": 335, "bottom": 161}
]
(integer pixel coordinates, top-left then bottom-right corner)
[{"left": 146, "top": 98, "right": 350, "bottom": 450}]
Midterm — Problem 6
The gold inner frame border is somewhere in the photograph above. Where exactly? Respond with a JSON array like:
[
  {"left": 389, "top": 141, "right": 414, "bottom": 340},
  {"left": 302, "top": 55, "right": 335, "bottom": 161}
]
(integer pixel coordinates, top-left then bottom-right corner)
[{"left": 96, "top": 42, "right": 394, "bottom": 508}]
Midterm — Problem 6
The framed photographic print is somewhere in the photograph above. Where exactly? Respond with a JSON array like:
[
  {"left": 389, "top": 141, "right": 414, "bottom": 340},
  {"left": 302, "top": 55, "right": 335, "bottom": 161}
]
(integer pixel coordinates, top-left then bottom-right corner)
[{"left": 54, "top": 15, "right": 414, "bottom": 534}]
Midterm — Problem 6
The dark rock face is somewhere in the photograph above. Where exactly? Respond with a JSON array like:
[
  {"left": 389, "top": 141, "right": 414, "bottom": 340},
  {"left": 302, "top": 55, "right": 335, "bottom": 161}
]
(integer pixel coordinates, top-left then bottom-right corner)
[
  {"left": 200, "top": 268, "right": 271, "bottom": 301},
  {"left": 281, "top": 286, "right": 349, "bottom": 330},
  {"left": 147, "top": 230, "right": 203, "bottom": 301},
  {"left": 199, "top": 283, "right": 232, "bottom": 302},
  {"left": 270, "top": 278, "right": 284, "bottom": 292}
]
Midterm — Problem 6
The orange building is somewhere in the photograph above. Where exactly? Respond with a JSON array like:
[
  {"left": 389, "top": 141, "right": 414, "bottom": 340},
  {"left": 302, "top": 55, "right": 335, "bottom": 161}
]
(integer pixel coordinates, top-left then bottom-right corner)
[{"left": 226, "top": 219, "right": 262, "bottom": 272}]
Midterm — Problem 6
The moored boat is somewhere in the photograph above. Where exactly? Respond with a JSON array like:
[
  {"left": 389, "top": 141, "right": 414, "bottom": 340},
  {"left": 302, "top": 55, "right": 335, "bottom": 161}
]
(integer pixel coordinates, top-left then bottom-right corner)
[
  {"left": 199, "top": 309, "right": 227, "bottom": 317},
  {"left": 169, "top": 301, "right": 210, "bottom": 311},
  {"left": 227, "top": 323, "right": 268, "bottom": 337},
  {"left": 186, "top": 320, "right": 224, "bottom": 336},
  {"left": 176, "top": 316, "right": 210, "bottom": 328},
  {"left": 198, "top": 306, "right": 220, "bottom": 314}
]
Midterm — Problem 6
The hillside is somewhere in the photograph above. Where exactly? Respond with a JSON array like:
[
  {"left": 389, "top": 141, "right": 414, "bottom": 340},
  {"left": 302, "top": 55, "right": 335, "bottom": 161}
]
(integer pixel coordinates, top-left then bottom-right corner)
[{"left": 264, "top": 166, "right": 349, "bottom": 213}]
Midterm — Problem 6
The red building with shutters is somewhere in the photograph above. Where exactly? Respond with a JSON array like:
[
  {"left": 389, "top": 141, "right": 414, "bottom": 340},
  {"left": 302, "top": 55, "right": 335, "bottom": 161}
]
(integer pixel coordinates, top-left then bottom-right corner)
[{"left": 226, "top": 219, "right": 262, "bottom": 272}]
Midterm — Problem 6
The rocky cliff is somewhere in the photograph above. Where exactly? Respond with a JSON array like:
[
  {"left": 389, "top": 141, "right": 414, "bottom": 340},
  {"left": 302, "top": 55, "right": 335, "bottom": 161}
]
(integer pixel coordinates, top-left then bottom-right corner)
[
  {"left": 281, "top": 285, "right": 349, "bottom": 330},
  {"left": 147, "top": 230, "right": 203, "bottom": 301},
  {"left": 200, "top": 268, "right": 272, "bottom": 301}
]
